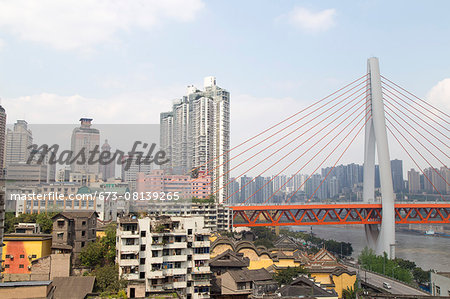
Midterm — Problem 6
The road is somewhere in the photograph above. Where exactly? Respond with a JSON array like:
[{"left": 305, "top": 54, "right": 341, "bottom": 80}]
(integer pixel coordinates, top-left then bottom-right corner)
[{"left": 344, "top": 264, "right": 430, "bottom": 296}]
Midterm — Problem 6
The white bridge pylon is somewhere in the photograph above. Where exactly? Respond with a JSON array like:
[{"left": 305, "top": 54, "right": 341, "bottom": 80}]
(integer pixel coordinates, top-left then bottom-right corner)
[{"left": 363, "top": 57, "right": 396, "bottom": 259}]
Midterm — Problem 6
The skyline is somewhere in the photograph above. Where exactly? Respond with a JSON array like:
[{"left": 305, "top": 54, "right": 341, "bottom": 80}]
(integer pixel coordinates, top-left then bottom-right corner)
[{"left": 0, "top": 1, "right": 448, "bottom": 175}]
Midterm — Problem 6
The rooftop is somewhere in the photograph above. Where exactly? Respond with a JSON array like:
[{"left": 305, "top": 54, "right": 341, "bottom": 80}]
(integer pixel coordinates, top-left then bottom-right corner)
[
  {"left": 0, "top": 281, "right": 52, "bottom": 287},
  {"left": 52, "top": 276, "right": 95, "bottom": 299},
  {"left": 228, "top": 268, "right": 274, "bottom": 283},
  {"left": 53, "top": 211, "right": 98, "bottom": 220}
]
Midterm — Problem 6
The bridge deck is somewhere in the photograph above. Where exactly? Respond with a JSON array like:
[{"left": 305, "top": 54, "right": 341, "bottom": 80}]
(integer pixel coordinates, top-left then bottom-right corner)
[{"left": 230, "top": 203, "right": 450, "bottom": 227}]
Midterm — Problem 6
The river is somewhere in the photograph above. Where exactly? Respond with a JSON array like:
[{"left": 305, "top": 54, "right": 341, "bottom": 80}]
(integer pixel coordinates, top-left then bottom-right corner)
[{"left": 292, "top": 225, "right": 450, "bottom": 272}]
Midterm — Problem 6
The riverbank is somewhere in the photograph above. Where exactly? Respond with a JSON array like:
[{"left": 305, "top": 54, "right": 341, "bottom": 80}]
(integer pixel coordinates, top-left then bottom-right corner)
[{"left": 291, "top": 225, "right": 450, "bottom": 272}]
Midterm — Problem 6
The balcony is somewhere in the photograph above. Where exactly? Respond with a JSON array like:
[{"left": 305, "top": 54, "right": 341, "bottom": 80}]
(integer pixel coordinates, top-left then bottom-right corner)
[
  {"left": 165, "top": 242, "right": 187, "bottom": 249},
  {"left": 173, "top": 281, "right": 187, "bottom": 289},
  {"left": 150, "top": 256, "right": 163, "bottom": 263},
  {"left": 119, "top": 230, "right": 139, "bottom": 236},
  {"left": 193, "top": 253, "right": 210, "bottom": 260},
  {"left": 163, "top": 254, "right": 187, "bottom": 262},
  {"left": 120, "top": 245, "right": 139, "bottom": 253},
  {"left": 122, "top": 273, "right": 139, "bottom": 280},
  {"left": 149, "top": 284, "right": 164, "bottom": 292},
  {"left": 192, "top": 266, "right": 210, "bottom": 274},
  {"left": 192, "top": 241, "right": 210, "bottom": 247},
  {"left": 162, "top": 268, "right": 187, "bottom": 276},
  {"left": 193, "top": 280, "right": 211, "bottom": 287},
  {"left": 147, "top": 270, "right": 163, "bottom": 278},
  {"left": 150, "top": 243, "right": 164, "bottom": 250},
  {"left": 192, "top": 292, "right": 210, "bottom": 299},
  {"left": 119, "top": 259, "right": 139, "bottom": 267}
]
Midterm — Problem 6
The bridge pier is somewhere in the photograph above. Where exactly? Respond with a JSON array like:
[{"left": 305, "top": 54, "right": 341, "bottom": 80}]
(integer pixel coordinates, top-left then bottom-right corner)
[{"left": 363, "top": 57, "right": 396, "bottom": 259}]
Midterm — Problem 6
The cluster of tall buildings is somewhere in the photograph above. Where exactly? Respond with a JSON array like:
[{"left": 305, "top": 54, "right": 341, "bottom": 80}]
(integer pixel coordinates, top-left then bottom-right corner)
[
  {"left": 407, "top": 166, "right": 450, "bottom": 195},
  {"left": 160, "top": 76, "right": 230, "bottom": 203},
  {"left": 226, "top": 159, "right": 447, "bottom": 204}
]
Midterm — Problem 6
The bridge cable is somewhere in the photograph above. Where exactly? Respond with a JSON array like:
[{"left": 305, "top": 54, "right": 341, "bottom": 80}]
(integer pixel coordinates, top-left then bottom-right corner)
[
  {"left": 257, "top": 100, "right": 371, "bottom": 205},
  {"left": 384, "top": 101, "right": 450, "bottom": 163},
  {"left": 305, "top": 114, "right": 372, "bottom": 204},
  {"left": 193, "top": 76, "right": 370, "bottom": 182},
  {"left": 386, "top": 123, "right": 447, "bottom": 202},
  {"left": 205, "top": 85, "right": 369, "bottom": 190},
  {"left": 381, "top": 75, "right": 450, "bottom": 121},
  {"left": 221, "top": 93, "right": 370, "bottom": 204},
  {"left": 190, "top": 74, "right": 369, "bottom": 177},
  {"left": 382, "top": 83, "right": 449, "bottom": 135},
  {"left": 385, "top": 114, "right": 449, "bottom": 187},
  {"left": 381, "top": 91, "right": 450, "bottom": 146}
]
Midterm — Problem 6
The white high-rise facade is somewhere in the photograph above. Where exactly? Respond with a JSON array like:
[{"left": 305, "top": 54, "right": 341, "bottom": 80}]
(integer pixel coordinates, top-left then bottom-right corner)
[
  {"left": 70, "top": 118, "right": 100, "bottom": 174},
  {"left": 6, "top": 120, "right": 33, "bottom": 166},
  {"left": 117, "top": 216, "right": 211, "bottom": 298},
  {"left": 160, "top": 77, "right": 230, "bottom": 203}
]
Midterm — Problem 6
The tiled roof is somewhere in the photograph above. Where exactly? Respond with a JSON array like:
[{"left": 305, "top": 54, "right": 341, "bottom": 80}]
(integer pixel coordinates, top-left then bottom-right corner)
[
  {"left": 52, "top": 276, "right": 95, "bottom": 299},
  {"left": 210, "top": 249, "right": 250, "bottom": 268},
  {"left": 53, "top": 211, "right": 98, "bottom": 219},
  {"left": 228, "top": 268, "right": 274, "bottom": 283}
]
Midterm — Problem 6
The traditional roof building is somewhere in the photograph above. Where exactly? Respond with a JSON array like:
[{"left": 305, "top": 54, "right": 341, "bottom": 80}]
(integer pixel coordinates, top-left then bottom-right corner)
[
  {"left": 278, "top": 276, "right": 338, "bottom": 298},
  {"left": 219, "top": 268, "right": 278, "bottom": 297}
]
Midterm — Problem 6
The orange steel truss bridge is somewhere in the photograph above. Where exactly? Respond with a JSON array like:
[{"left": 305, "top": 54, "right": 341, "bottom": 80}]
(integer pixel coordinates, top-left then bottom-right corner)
[{"left": 192, "top": 58, "right": 450, "bottom": 258}]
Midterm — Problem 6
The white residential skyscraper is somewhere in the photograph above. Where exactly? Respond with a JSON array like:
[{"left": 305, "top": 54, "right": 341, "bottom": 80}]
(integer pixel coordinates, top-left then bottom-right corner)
[{"left": 160, "top": 77, "right": 230, "bottom": 203}]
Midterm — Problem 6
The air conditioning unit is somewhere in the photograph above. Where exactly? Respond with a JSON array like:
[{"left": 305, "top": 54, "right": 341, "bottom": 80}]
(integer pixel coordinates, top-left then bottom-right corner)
[
  {"left": 28, "top": 265, "right": 32, "bottom": 270},
  {"left": 28, "top": 255, "right": 32, "bottom": 259}
]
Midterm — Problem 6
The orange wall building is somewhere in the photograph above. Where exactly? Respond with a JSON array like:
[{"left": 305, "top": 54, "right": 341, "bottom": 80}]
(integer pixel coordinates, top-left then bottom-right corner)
[{"left": 2, "top": 234, "right": 52, "bottom": 274}]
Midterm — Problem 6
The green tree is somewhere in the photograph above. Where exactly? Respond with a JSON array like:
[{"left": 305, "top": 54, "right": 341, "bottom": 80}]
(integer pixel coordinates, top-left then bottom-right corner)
[
  {"left": 395, "top": 258, "right": 416, "bottom": 270},
  {"left": 273, "top": 266, "right": 308, "bottom": 285},
  {"left": 342, "top": 286, "right": 357, "bottom": 299},
  {"left": 91, "top": 264, "right": 127, "bottom": 293},
  {"left": 412, "top": 267, "right": 430, "bottom": 284},
  {"left": 80, "top": 241, "right": 106, "bottom": 268},
  {"left": 100, "top": 224, "right": 117, "bottom": 264},
  {"left": 36, "top": 213, "right": 54, "bottom": 233}
]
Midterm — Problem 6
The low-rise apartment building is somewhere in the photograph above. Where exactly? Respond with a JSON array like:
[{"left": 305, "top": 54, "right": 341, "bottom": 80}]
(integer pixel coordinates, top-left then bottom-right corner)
[
  {"left": 51, "top": 211, "right": 97, "bottom": 264},
  {"left": 117, "top": 216, "right": 211, "bottom": 299}
]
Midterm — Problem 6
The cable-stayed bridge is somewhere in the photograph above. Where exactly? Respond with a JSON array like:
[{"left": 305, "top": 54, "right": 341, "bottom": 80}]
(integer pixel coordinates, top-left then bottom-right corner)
[{"left": 193, "top": 57, "right": 450, "bottom": 258}]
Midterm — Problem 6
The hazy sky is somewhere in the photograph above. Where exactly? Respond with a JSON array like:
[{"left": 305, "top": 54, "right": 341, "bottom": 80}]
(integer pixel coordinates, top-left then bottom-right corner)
[{"left": 0, "top": 0, "right": 448, "bottom": 176}]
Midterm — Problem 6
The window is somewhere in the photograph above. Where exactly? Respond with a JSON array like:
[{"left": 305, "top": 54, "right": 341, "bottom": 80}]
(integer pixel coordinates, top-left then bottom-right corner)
[
  {"left": 152, "top": 251, "right": 159, "bottom": 257},
  {"left": 140, "top": 272, "right": 145, "bottom": 279},
  {"left": 188, "top": 229, "right": 192, "bottom": 235},
  {"left": 81, "top": 242, "right": 85, "bottom": 247},
  {"left": 140, "top": 245, "right": 146, "bottom": 251},
  {"left": 32, "top": 255, "right": 37, "bottom": 258},
  {"left": 20, "top": 254, "right": 25, "bottom": 259},
  {"left": 194, "top": 247, "right": 209, "bottom": 254},
  {"left": 436, "top": 286, "right": 440, "bottom": 295},
  {"left": 82, "top": 231, "right": 86, "bottom": 237},
  {"left": 57, "top": 233, "right": 64, "bottom": 239},
  {"left": 140, "top": 231, "right": 146, "bottom": 237},
  {"left": 19, "top": 264, "right": 24, "bottom": 268},
  {"left": 82, "top": 221, "right": 86, "bottom": 226},
  {"left": 140, "top": 258, "right": 145, "bottom": 265},
  {"left": 5, "top": 264, "right": 9, "bottom": 268},
  {"left": 57, "top": 220, "right": 65, "bottom": 228},
  {"left": 5, "top": 254, "right": 10, "bottom": 258}
]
